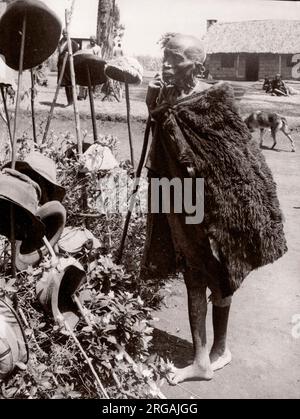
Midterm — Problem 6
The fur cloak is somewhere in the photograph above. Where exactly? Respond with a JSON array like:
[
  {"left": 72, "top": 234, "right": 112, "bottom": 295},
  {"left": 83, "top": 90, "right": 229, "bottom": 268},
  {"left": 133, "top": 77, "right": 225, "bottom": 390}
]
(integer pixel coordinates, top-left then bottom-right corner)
[{"left": 141, "top": 82, "right": 287, "bottom": 296}]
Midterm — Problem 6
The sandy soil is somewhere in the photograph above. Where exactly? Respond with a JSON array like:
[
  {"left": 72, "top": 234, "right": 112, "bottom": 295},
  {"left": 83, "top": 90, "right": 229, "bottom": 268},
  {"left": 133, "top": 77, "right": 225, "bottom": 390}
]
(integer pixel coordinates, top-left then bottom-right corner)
[{"left": 1, "top": 73, "right": 299, "bottom": 399}]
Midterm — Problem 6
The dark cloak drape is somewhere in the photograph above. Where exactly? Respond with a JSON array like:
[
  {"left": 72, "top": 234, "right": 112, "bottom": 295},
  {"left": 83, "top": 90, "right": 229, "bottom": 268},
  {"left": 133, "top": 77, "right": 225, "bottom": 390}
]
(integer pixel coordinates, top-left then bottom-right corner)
[{"left": 141, "top": 82, "right": 287, "bottom": 296}]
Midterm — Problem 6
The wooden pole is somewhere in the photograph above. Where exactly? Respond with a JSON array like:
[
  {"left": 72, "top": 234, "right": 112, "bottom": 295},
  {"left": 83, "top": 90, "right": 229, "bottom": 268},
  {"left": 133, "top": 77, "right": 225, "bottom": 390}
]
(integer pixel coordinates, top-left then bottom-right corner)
[
  {"left": 30, "top": 68, "right": 37, "bottom": 143},
  {"left": 42, "top": 52, "right": 68, "bottom": 144},
  {"left": 125, "top": 82, "right": 135, "bottom": 168},
  {"left": 65, "top": 8, "right": 83, "bottom": 155},
  {"left": 10, "top": 14, "right": 27, "bottom": 278},
  {"left": 12, "top": 15, "right": 27, "bottom": 168},
  {"left": 0, "top": 85, "right": 13, "bottom": 149},
  {"left": 87, "top": 66, "right": 98, "bottom": 143}
]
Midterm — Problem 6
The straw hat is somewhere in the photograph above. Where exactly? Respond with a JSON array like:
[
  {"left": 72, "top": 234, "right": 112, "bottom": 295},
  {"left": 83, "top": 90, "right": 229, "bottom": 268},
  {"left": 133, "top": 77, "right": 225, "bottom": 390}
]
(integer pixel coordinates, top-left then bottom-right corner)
[
  {"left": 58, "top": 227, "right": 101, "bottom": 255},
  {"left": 105, "top": 56, "right": 143, "bottom": 85},
  {"left": 36, "top": 258, "right": 86, "bottom": 330},
  {"left": 4, "top": 152, "right": 66, "bottom": 205},
  {"left": 0, "top": 169, "right": 45, "bottom": 247},
  {"left": 16, "top": 201, "right": 66, "bottom": 271},
  {"left": 0, "top": 0, "right": 62, "bottom": 71},
  {"left": 0, "top": 298, "right": 29, "bottom": 379},
  {"left": 73, "top": 51, "right": 107, "bottom": 87}
]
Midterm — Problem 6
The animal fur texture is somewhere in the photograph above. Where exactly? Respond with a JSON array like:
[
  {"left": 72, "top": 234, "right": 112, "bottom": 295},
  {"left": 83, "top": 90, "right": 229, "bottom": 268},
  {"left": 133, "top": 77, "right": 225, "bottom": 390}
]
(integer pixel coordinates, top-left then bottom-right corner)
[{"left": 142, "top": 82, "right": 287, "bottom": 296}]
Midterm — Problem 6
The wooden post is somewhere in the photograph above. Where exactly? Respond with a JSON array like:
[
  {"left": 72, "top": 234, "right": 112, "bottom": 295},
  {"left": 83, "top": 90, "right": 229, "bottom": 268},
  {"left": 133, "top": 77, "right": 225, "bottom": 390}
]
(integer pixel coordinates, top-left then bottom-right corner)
[
  {"left": 279, "top": 54, "right": 282, "bottom": 75},
  {"left": 236, "top": 54, "right": 240, "bottom": 79},
  {"left": 42, "top": 52, "right": 68, "bottom": 144},
  {"left": 65, "top": 8, "right": 83, "bottom": 155},
  {"left": 0, "top": 85, "right": 13, "bottom": 149},
  {"left": 87, "top": 66, "right": 98, "bottom": 142},
  {"left": 30, "top": 68, "right": 37, "bottom": 143},
  {"left": 12, "top": 14, "right": 27, "bottom": 169},
  {"left": 125, "top": 82, "right": 135, "bottom": 169},
  {"left": 10, "top": 14, "right": 27, "bottom": 278}
]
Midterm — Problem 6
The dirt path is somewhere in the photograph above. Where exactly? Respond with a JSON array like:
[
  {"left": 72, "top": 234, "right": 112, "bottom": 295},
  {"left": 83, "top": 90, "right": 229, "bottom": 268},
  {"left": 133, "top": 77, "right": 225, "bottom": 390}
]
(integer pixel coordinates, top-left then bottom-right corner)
[{"left": 153, "top": 134, "right": 300, "bottom": 399}]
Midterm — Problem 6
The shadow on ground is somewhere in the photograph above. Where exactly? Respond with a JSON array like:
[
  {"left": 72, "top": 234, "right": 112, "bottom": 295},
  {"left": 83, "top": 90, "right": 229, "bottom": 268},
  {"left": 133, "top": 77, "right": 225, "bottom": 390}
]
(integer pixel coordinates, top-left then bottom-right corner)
[{"left": 151, "top": 328, "right": 193, "bottom": 368}]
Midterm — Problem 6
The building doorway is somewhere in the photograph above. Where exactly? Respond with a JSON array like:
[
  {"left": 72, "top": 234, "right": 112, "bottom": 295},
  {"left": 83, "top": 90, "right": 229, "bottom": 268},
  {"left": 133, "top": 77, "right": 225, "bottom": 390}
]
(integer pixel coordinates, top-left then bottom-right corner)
[{"left": 245, "top": 54, "right": 259, "bottom": 81}]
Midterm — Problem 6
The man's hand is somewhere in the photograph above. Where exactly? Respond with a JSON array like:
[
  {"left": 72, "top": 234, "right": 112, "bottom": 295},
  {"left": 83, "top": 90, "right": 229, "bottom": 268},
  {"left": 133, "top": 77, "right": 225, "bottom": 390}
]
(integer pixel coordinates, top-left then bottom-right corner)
[{"left": 146, "top": 73, "right": 164, "bottom": 111}]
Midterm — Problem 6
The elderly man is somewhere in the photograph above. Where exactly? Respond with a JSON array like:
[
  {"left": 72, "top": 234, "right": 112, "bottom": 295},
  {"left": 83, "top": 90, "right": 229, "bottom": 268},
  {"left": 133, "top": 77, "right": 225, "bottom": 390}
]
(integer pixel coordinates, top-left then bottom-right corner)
[
  {"left": 57, "top": 29, "right": 79, "bottom": 106},
  {"left": 141, "top": 33, "right": 287, "bottom": 385}
]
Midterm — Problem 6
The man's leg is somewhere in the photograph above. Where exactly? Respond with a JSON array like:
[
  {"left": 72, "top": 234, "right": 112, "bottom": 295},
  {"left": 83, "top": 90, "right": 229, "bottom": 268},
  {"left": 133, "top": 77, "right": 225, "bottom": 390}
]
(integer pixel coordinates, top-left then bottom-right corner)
[
  {"left": 169, "top": 270, "right": 213, "bottom": 385},
  {"left": 65, "top": 86, "right": 73, "bottom": 106},
  {"left": 210, "top": 304, "right": 232, "bottom": 371}
]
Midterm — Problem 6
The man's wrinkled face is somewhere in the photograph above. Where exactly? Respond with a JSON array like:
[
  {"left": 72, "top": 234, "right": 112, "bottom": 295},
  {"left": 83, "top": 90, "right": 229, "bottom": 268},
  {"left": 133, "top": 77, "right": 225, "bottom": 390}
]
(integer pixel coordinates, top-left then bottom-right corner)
[
  {"left": 162, "top": 35, "right": 205, "bottom": 87},
  {"left": 162, "top": 48, "right": 194, "bottom": 86}
]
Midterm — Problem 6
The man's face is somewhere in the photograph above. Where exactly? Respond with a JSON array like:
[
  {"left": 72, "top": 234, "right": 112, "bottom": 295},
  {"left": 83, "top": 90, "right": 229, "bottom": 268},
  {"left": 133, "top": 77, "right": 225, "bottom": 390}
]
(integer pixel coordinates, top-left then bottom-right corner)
[
  {"left": 162, "top": 35, "right": 203, "bottom": 87},
  {"left": 162, "top": 47, "right": 194, "bottom": 86}
]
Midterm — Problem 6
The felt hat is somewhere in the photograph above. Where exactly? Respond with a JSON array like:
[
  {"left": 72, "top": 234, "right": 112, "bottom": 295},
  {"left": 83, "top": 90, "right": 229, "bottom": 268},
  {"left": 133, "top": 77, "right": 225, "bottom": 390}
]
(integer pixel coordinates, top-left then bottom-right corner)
[
  {"left": 58, "top": 227, "right": 101, "bottom": 255},
  {"left": 105, "top": 56, "right": 143, "bottom": 85},
  {"left": 0, "top": 169, "right": 45, "bottom": 247},
  {"left": 4, "top": 152, "right": 66, "bottom": 205},
  {"left": 0, "top": 0, "right": 62, "bottom": 71},
  {"left": 16, "top": 201, "right": 66, "bottom": 271},
  {"left": 36, "top": 258, "right": 86, "bottom": 331},
  {"left": 73, "top": 51, "right": 107, "bottom": 86},
  {"left": 0, "top": 298, "right": 29, "bottom": 379}
]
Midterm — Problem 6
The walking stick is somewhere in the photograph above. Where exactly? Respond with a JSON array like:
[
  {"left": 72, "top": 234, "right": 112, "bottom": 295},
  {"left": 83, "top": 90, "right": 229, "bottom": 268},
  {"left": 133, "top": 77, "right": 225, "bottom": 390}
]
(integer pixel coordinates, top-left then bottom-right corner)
[
  {"left": 42, "top": 52, "right": 68, "bottom": 144},
  {"left": 30, "top": 68, "right": 37, "bottom": 143},
  {"left": 125, "top": 81, "right": 135, "bottom": 169},
  {"left": 116, "top": 116, "right": 151, "bottom": 264}
]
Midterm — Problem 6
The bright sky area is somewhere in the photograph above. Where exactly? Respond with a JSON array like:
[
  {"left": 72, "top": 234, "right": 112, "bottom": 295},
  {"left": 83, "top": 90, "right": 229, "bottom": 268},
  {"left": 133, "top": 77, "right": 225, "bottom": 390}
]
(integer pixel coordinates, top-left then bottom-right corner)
[{"left": 43, "top": 0, "right": 300, "bottom": 56}]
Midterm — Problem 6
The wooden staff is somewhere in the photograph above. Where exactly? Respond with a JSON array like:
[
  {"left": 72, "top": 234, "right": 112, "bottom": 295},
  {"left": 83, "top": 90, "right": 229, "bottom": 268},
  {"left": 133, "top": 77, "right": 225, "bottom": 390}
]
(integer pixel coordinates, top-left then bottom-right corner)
[
  {"left": 116, "top": 116, "right": 151, "bottom": 264},
  {"left": 0, "top": 85, "right": 13, "bottom": 149},
  {"left": 30, "top": 68, "right": 37, "bottom": 143},
  {"left": 87, "top": 65, "right": 97, "bottom": 143},
  {"left": 42, "top": 52, "right": 68, "bottom": 144},
  {"left": 125, "top": 81, "right": 135, "bottom": 169},
  {"left": 65, "top": 6, "right": 83, "bottom": 155}
]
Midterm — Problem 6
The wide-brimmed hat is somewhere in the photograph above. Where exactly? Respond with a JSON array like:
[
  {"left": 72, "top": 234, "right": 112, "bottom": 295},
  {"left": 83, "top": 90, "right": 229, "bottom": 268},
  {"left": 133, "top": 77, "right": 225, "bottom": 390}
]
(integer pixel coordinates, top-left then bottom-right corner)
[
  {"left": 36, "top": 258, "right": 86, "bottom": 330},
  {"left": 0, "top": 0, "right": 62, "bottom": 71},
  {"left": 4, "top": 152, "right": 66, "bottom": 205},
  {"left": 16, "top": 201, "right": 66, "bottom": 271},
  {"left": 58, "top": 227, "right": 101, "bottom": 255},
  {"left": 0, "top": 169, "right": 45, "bottom": 247},
  {"left": 73, "top": 51, "right": 107, "bottom": 87},
  {"left": 0, "top": 298, "right": 29, "bottom": 379},
  {"left": 105, "top": 56, "right": 143, "bottom": 85}
]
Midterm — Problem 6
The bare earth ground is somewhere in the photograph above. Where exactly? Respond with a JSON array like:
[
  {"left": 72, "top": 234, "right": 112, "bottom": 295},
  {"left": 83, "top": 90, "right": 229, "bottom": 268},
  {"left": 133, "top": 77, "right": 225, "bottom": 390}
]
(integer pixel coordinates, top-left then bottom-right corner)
[{"left": 1, "top": 72, "right": 300, "bottom": 399}]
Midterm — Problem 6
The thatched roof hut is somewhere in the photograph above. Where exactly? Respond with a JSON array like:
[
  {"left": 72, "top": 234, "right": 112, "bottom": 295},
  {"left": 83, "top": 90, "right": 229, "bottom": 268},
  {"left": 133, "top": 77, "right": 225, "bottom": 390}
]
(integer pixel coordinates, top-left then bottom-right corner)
[
  {"left": 205, "top": 20, "right": 300, "bottom": 54},
  {"left": 204, "top": 20, "right": 300, "bottom": 81}
]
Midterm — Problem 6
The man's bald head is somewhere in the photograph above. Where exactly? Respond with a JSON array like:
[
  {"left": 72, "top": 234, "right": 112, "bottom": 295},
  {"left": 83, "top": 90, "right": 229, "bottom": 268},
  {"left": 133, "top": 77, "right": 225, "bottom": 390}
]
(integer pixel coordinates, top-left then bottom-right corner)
[{"left": 165, "top": 34, "right": 206, "bottom": 65}]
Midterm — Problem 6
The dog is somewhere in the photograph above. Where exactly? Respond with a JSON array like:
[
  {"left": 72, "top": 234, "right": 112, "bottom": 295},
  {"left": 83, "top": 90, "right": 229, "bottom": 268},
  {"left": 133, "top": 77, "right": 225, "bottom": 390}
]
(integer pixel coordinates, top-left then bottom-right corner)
[{"left": 244, "top": 111, "right": 296, "bottom": 152}]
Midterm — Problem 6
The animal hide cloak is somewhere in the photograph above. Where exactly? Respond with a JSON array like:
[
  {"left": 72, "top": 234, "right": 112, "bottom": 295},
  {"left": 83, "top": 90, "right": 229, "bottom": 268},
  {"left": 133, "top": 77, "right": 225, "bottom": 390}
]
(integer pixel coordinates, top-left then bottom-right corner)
[{"left": 141, "top": 82, "right": 287, "bottom": 296}]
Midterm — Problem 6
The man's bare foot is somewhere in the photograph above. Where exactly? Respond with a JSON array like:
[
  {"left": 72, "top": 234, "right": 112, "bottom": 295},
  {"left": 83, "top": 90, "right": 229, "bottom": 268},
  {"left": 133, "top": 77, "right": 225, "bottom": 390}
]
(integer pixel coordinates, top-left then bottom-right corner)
[
  {"left": 210, "top": 347, "right": 232, "bottom": 372},
  {"left": 168, "top": 363, "right": 214, "bottom": 386}
]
